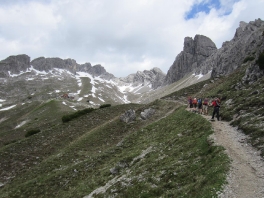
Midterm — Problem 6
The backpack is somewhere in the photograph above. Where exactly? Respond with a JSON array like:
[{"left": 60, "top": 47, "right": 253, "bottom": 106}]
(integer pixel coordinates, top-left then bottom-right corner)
[
  {"left": 216, "top": 99, "right": 221, "bottom": 107},
  {"left": 193, "top": 98, "right": 197, "bottom": 104},
  {"left": 198, "top": 98, "right": 202, "bottom": 104},
  {"left": 203, "top": 99, "right": 208, "bottom": 105}
]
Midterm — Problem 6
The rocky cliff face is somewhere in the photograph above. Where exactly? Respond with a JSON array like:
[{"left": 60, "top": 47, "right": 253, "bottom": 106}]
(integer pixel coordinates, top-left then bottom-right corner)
[
  {"left": 164, "top": 35, "right": 217, "bottom": 85},
  {"left": 197, "top": 18, "right": 264, "bottom": 77}
]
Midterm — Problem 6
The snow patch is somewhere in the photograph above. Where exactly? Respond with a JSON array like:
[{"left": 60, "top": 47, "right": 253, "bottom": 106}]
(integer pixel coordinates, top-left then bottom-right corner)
[
  {"left": 0, "top": 104, "right": 17, "bottom": 111},
  {"left": 15, "top": 120, "right": 28, "bottom": 129},
  {"left": 195, "top": 73, "right": 203, "bottom": 80},
  {"left": 89, "top": 101, "right": 97, "bottom": 105},
  {"left": 62, "top": 102, "right": 67, "bottom": 105},
  {"left": 115, "top": 94, "right": 130, "bottom": 104},
  {"left": 70, "top": 106, "right": 77, "bottom": 111},
  {"left": 105, "top": 84, "right": 112, "bottom": 88},
  {"left": 77, "top": 97, "right": 83, "bottom": 102},
  {"left": 98, "top": 97, "right": 105, "bottom": 102}
]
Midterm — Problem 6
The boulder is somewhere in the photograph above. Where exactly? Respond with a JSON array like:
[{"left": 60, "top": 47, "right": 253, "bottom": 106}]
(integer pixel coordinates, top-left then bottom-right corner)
[
  {"left": 120, "top": 109, "right": 136, "bottom": 123},
  {"left": 140, "top": 108, "right": 155, "bottom": 120}
]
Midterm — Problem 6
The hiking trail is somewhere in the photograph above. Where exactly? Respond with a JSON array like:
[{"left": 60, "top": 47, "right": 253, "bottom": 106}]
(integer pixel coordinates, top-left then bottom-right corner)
[{"left": 201, "top": 113, "right": 264, "bottom": 198}]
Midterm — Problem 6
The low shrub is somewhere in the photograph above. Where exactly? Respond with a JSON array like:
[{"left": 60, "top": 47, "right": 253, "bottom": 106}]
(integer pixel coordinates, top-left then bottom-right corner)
[
  {"left": 257, "top": 51, "right": 264, "bottom": 70},
  {"left": 25, "top": 129, "right": 41, "bottom": 137},
  {"left": 62, "top": 108, "right": 94, "bottom": 123},
  {"left": 243, "top": 56, "right": 255, "bottom": 63},
  {"left": 99, "top": 104, "right": 111, "bottom": 109}
]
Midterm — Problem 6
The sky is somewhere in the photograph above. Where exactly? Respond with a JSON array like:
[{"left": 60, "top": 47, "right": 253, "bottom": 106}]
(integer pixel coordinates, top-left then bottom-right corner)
[{"left": 0, "top": 0, "right": 264, "bottom": 77}]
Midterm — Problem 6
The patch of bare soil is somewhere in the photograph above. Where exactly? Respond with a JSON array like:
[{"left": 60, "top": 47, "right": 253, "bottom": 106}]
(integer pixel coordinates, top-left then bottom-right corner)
[{"left": 202, "top": 114, "right": 264, "bottom": 198}]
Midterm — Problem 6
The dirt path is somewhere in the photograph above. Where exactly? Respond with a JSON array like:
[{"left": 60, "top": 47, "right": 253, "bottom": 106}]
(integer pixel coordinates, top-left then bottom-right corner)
[{"left": 201, "top": 114, "right": 264, "bottom": 198}]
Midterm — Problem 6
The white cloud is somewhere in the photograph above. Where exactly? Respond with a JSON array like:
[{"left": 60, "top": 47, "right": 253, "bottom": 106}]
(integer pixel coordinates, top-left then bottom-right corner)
[{"left": 0, "top": 0, "right": 264, "bottom": 77}]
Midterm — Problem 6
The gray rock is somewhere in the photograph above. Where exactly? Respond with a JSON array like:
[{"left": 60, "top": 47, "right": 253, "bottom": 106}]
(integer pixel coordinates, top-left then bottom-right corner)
[
  {"left": 110, "top": 167, "right": 119, "bottom": 174},
  {"left": 164, "top": 35, "right": 217, "bottom": 85},
  {"left": 110, "top": 161, "right": 128, "bottom": 175},
  {"left": 140, "top": 108, "right": 155, "bottom": 120},
  {"left": 120, "top": 109, "right": 136, "bottom": 123}
]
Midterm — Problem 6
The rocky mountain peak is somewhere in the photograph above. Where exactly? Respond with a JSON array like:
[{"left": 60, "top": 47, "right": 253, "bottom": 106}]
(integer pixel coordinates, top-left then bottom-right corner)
[
  {"left": 164, "top": 34, "right": 217, "bottom": 85},
  {"left": 197, "top": 18, "right": 264, "bottom": 78},
  {"left": 0, "top": 54, "right": 30, "bottom": 77},
  {"left": 150, "top": 67, "right": 164, "bottom": 75},
  {"left": 118, "top": 67, "right": 165, "bottom": 89}
]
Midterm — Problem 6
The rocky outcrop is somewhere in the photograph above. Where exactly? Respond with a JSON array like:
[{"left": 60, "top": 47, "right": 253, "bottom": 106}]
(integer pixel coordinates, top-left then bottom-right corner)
[
  {"left": 119, "top": 67, "right": 165, "bottom": 89},
  {"left": 164, "top": 35, "right": 217, "bottom": 85},
  {"left": 197, "top": 19, "right": 264, "bottom": 77},
  {"left": 0, "top": 54, "right": 30, "bottom": 77},
  {"left": 140, "top": 108, "right": 155, "bottom": 120},
  {"left": 120, "top": 109, "right": 136, "bottom": 123}
]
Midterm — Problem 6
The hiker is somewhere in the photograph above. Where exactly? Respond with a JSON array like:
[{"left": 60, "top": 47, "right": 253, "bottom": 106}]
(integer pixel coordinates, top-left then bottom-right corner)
[
  {"left": 188, "top": 97, "right": 193, "bottom": 110},
  {"left": 197, "top": 98, "right": 203, "bottom": 114},
  {"left": 202, "top": 97, "right": 209, "bottom": 115},
  {"left": 192, "top": 98, "right": 197, "bottom": 112},
  {"left": 211, "top": 97, "right": 221, "bottom": 121}
]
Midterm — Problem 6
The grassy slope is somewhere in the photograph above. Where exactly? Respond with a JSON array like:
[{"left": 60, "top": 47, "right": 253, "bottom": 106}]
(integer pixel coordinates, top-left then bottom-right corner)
[
  {"left": 0, "top": 100, "right": 74, "bottom": 147},
  {"left": 0, "top": 99, "right": 229, "bottom": 198}
]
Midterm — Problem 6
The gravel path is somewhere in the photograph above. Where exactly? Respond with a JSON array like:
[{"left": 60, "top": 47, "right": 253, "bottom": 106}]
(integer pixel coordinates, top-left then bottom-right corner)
[{"left": 203, "top": 115, "right": 264, "bottom": 198}]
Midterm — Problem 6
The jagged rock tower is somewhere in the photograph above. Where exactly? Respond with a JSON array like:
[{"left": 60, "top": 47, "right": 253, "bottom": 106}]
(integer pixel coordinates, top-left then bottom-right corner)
[{"left": 164, "top": 35, "right": 217, "bottom": 85}]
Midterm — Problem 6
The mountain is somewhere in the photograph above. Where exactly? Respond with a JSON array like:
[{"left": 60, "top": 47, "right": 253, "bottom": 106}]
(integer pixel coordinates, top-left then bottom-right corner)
[{"left": 0, "top": 55, "right": 166, "bottom": 109}]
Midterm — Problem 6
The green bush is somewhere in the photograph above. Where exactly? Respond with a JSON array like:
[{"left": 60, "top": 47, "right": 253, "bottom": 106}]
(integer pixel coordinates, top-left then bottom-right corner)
[
  {"left": 99, "top": 104, "right": 111, "bottom": 109},
  {"left": 4, "top": 140, "right": 18, "bottom": 145},
  {"left": 62, "top": 108, "right": 94, "bottom": 123},
  {"left": 25, "top": 129, "right": 41, "bottom": 137},
  {"left": 257, "top": 51, "right": 264, "bottom": 70},
  {"left": 243, "top": 56, "right": 255, "bottom": 63}
]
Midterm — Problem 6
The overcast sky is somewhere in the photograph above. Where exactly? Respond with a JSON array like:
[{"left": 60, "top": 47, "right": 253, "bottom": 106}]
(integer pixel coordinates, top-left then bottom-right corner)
[{"left": 0, "top": 0, "right": 264, "bottom": 77}]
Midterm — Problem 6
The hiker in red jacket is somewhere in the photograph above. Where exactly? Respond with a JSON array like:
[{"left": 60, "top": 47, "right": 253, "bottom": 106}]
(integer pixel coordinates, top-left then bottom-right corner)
[{"left": 211, "top": 98, "right": 220, "bottom": 121}]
